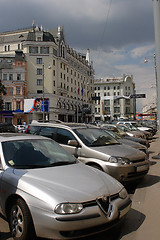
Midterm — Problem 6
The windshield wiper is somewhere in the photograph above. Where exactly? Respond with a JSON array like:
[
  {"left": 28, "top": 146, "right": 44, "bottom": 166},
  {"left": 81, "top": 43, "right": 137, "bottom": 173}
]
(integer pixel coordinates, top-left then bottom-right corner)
[
  {"left": 14, "top": 164, "right": 49, "bottom": 169},
  {"left": 49, "top": 161, "right": 76, "bottom": 167}
]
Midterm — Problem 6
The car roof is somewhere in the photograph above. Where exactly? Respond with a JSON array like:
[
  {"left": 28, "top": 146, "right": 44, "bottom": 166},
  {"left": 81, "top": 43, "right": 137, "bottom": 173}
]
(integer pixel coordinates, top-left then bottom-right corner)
[
  {"left": 30, "top": 120, "right": 99, "bottom": 130},
  {"left": 0, "top": 133, "right": 49, "bottom": 142}
]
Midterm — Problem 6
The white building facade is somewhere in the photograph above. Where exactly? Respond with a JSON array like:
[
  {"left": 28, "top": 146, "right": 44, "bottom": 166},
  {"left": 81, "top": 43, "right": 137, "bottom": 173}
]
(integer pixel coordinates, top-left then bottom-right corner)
[
  {"left": 94, "top": 75, "right": 136, "bottom": 121},
  {"left": 0, "top": 25, "right": 94, "bottom": 123}
]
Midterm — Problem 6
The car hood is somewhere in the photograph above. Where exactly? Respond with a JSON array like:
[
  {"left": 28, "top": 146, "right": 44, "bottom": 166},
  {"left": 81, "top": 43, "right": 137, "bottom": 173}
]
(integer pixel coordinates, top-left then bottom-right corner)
[
  {"left": 8, "top": 162, "right": 123, "bottom": 204},
  {"left": 119, "top": 139, "right": 146, "bottom": 150},
  {"left": 90, "top": 143, "right": 146, "bottom": 161}
]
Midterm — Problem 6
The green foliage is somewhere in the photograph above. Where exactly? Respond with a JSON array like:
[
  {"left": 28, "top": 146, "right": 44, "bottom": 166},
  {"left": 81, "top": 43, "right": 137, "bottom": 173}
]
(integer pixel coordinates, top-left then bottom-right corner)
[{"left": 0, "top": 80, "right": 6, "bottom": 111}]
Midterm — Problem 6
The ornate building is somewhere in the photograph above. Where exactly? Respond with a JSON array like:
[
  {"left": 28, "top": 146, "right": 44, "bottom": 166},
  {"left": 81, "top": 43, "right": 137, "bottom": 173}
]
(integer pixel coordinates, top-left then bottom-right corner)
[{"left": 0, "top": 24, "right": 94, "bottom": 124}]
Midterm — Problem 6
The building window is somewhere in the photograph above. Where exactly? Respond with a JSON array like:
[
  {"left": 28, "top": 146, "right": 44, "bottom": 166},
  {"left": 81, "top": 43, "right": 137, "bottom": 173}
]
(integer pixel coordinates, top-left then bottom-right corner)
[
  {"left": 37, "top": 79, "right": 43, "bottom": 86},
  {"left": 37, "top": 90, "right": 43, "bottom": 94},
  {"left": 53, "top": 48, "right": 57, "bottom": 56},
  {"left": 114, "top": 107, "right": 120, "bottom": 113},
  {"left": 8, "top": 45, "right": 10, "bottom": 51},
  {"left": 4, "top": 46, "right": 7, "bottom": 52},
  {"left": 53, "top": 59, "right": 55, "bottom": 65},
  {"left": 16, "top": 101, "right": 21, "bottom": 109},
  {"left": 104, "top": 107, "right": 110, "bottom": 114},
  {"left": 29, "top": 46, "right": 38, "bottom": 54},
  {"left": 5, "top": 102, "right": 12, "bottom": 111},
  {"left": 18, "top": 44, "right": 20, "bottom": 50},
  {"left": 126, "top": 107, "right": 130, "bottom": 114},
  {"left": 3, "top": 74, "right": 7, "bottom": 80},
  {"left": 104, "top": 100, "right": 110, "bottom": 106},
  {"left": 16, "top": 87, "right": 21, "bottom": 95},
  {"left": 37, "top": 58, "right": 42, "bottom": 64},
  {"left": 37, "top": 37, "right": 42, "bottom": 41},
  {"left": 125, "top": 99, "right": 130, "bottom": 105},
  {"left": 9, "top": 88, "right": 13, "bottom": 95},
  {"left": 114, "top": 99, "right": 120, "bottom": 105},
  {"left": 40, "top": 47, "right": 49, "bottom": 54},
  {"left": 17, "top": 74, "right": 21, "bottom": 80},
  {"left": 37, "top": 68, "right": 42, "bottom": 75}
]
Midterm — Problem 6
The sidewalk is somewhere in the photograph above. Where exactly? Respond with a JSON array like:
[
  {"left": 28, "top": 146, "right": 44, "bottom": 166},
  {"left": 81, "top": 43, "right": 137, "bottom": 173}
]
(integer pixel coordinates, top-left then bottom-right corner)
[{"left": 120, "top": 132, "right": 160, "bottom": 240}]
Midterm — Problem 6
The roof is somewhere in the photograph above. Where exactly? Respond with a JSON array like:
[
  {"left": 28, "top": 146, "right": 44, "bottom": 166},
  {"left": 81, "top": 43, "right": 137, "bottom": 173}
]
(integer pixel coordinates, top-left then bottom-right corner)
[{"left": 30, "top": 120, "right": 98, "bottom": 130}]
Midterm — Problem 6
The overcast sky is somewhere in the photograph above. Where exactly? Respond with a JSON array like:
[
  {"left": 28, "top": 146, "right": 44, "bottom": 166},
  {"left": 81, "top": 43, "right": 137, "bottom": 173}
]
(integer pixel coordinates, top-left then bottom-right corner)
[{"left": 0, "top": 0, "right": 156, "bottom": 112}]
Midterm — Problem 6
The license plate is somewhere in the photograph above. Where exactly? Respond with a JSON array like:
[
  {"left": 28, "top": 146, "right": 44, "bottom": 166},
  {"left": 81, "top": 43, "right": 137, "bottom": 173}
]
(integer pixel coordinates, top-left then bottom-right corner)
[{"left": 136, "top": 165, "right": 148, "bottom": 172}]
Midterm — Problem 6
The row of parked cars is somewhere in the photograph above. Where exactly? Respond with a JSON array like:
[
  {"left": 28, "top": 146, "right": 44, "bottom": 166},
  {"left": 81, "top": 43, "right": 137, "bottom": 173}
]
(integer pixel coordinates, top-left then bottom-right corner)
[{"left": 0, "top": 120, "right": 156, "bottom": 239}]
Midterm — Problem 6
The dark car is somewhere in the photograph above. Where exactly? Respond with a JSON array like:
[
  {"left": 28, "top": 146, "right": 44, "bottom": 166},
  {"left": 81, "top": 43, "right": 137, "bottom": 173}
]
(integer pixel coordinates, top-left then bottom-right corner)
[{"left": 0, "top": 123, "right": 16, "bottom": 133}]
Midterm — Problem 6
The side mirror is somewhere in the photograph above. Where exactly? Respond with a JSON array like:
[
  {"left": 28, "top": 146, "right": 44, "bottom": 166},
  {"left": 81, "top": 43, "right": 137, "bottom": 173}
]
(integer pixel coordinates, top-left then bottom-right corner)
[{"left": 68, "top": 140, "right": 80, "bottom": 147}]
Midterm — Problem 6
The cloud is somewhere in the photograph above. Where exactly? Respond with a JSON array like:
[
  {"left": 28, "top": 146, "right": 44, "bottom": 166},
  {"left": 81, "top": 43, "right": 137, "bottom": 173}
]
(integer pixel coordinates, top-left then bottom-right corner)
[
  {"left": 0, "top": 0, "right": 156, "bottom": 112},
  {"left": 130, "top": 45, "right": 155, "bottom": 59}
]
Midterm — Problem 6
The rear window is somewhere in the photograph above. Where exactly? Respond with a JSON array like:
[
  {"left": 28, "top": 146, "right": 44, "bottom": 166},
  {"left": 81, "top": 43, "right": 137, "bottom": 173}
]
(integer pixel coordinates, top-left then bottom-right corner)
[
  {"left": 26, "top": 125, "right": 40, "bottom": 134},
  {"left": 39, "top": 126, "right": 56, "bottom": 140}
]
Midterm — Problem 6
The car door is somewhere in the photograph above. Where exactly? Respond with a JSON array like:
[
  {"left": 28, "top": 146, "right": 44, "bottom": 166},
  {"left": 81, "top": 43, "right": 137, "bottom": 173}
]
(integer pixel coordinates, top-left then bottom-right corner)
[{"left": 55, "top": 128, "right": 81, "bottom": 157}]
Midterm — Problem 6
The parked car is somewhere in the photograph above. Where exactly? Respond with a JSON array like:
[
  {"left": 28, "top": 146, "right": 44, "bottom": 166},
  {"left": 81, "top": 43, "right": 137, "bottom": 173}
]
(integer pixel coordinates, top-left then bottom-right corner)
[
  {"left": 117, "top": 122, "right": 153, "bottom": 140},
  {"left": 101, "top": 128, "right": 149, "bottom": 157},
  {"left": 0, "top": 133, "right": 131, "bottom": 240},
  {"left": 15, "top": 124, "right": 27, "bottom": 133},
  {"left": 100, "top": 124, "right": 150, "bottom": 148},
  {"left": 0, "top": 123, "right": 16, "bottom": 133},
  {"left": 116, "top": 124, "right": 147, "bottom": 139},
  {"left": 26, "top": 121, "right": 150, "bottom": 183}
]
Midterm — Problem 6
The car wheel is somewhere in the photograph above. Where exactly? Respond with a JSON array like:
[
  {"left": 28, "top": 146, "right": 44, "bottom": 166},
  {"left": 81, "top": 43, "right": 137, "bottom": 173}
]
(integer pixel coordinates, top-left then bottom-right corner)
[{"left": 8, "top": 198, "right": 36, "bottom": 240}]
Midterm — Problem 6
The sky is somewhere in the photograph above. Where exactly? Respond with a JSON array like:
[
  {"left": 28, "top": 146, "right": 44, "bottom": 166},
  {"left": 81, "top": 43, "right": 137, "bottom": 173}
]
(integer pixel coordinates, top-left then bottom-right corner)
[{"left": 0, "top": 0, "right": 157, "bottom": 112}]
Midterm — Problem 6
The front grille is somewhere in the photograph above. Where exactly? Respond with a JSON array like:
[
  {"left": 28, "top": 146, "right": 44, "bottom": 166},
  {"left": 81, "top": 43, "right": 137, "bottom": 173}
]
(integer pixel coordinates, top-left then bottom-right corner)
[
  {"left": 127, "top": 170, "right": 148, "bottom": 178},
  {"left": 82, "top": 193, "right": 119, "bottom": 209},
  {"left": 96, "top": 196, "right": 111, "bottom": 215},
  {"left": 131, "top": 158, "right": 146, "bottom": 163}
]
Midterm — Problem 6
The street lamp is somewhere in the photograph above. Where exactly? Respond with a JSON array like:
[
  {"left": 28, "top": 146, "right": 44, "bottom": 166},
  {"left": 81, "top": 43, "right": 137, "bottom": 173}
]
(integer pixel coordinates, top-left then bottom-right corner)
[{"left": 42, "top": 63, "right": 51, "bottom": 122}]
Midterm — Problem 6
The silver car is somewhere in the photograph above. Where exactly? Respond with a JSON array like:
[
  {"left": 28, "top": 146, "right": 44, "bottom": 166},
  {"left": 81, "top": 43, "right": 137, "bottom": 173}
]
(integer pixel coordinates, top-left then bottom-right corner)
[
  {"left": 0, "top": 133, "right": 131, "bottom": 240},
  {"left": 101, "top": 128, "right": 149, "bottom": 157},
  {"left": 26, "top": 121, "right": 150, "bottom": 183}
]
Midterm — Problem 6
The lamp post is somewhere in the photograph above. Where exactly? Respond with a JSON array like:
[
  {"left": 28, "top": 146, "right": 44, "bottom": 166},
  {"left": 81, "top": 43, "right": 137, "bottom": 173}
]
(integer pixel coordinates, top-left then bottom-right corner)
[
  {"left": 42, "top": 63, "right": 51, "bottom": 123},
  {"left": 152, "top": 0, "right": 160, "bottom": 158},
  {"left": 42, "top": 63, "right": 45, "bottom": 122}
]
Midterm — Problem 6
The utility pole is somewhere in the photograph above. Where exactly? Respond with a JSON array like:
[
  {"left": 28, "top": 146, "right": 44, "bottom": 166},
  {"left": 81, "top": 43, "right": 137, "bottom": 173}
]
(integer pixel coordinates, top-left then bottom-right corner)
[
  {"left": 152, "top": 0, "right": 160, "bottom": 158},
  {"left": 42, "top": 63, "right": 45, "bottom": 122}
]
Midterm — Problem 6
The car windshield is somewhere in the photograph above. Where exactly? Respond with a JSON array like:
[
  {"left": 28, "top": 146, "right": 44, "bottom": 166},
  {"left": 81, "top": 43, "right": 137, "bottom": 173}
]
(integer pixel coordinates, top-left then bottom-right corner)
[
  {"left": 103, "top": 129, "right": 121, "bottom": 139},
  {"left": 2, "top": 139, "right": 76, "bottom": 169},
  {"left": 74, "top": 128, "right": 120, "bottom": 147}
]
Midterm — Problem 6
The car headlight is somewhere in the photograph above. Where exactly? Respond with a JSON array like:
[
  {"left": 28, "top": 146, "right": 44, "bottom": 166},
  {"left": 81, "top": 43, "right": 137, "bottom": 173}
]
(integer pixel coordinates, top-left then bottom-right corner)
[
  {"left": 119, "top": 188, "right": 128, "bottom": 199},
  {"left": 109, "top": 156, "right": 130, "bottom": 164},
  {"left": 55, "top": 203, "right": 83, "bottom": 214}
]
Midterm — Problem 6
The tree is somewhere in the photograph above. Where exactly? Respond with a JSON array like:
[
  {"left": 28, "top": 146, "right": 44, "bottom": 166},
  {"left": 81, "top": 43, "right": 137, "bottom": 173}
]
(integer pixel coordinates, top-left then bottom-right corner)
[{"left": 0, "top": 80, "right": 6, "bottom": 111}]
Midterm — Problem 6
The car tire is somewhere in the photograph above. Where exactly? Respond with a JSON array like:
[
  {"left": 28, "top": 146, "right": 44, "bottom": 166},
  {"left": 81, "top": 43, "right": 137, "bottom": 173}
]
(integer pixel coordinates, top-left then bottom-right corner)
[{"left": 8, "top": 198, "right": 36, "bottom": 240}]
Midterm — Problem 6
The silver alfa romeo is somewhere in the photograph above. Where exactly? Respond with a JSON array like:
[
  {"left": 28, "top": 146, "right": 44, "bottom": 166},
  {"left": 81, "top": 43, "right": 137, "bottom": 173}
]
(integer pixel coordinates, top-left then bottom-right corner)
[{"left": 0, "top": 133, "right": 131, "bottom": 240}]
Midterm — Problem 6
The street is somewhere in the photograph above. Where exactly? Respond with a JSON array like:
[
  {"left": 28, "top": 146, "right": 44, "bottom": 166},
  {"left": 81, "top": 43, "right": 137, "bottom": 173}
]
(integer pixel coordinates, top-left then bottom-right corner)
[{"left": 0, "top": 133, "right": 159, "bottom": 240}]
